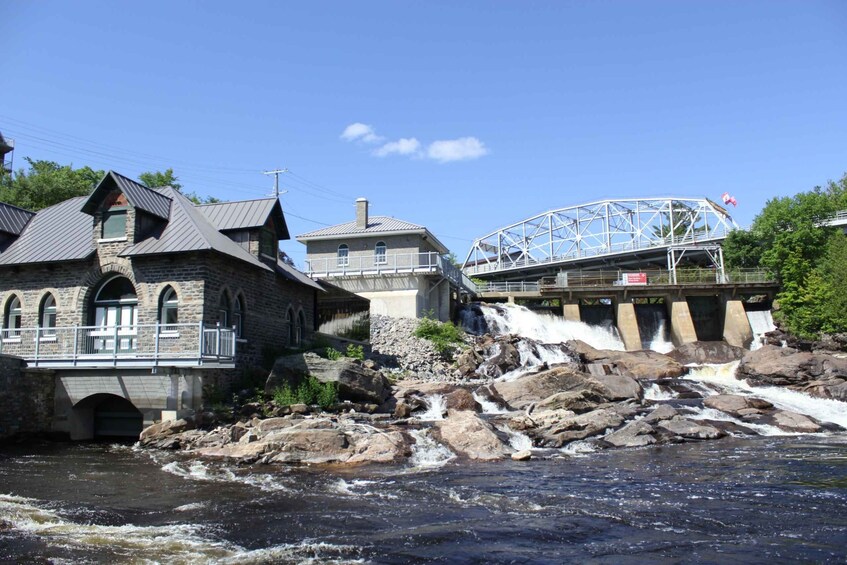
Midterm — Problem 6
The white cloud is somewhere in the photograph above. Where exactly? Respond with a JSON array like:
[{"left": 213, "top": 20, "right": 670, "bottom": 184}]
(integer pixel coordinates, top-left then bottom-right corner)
[
  {"left": 340, "top": 122, "right": 383, "bottom": 143},
  {"left": 426, "top": 137, "right": 489, "bottom": 163},
  {"left": 373, "top": 138, "right": 422, "bottom": 157}
]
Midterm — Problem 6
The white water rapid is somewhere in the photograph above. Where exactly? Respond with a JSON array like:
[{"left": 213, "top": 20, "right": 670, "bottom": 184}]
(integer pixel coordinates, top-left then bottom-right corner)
[
  {"left": 647, "top": 321, "right": 674, "bottom": 354},
  {"left": 417, "top": 395, "right": 447, "bottom": 421}
]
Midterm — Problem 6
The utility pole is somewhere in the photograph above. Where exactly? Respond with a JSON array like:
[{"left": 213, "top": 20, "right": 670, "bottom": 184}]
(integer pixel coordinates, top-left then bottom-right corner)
[{"left": 263, "top": 168, "right": 288, "bottom": 198}]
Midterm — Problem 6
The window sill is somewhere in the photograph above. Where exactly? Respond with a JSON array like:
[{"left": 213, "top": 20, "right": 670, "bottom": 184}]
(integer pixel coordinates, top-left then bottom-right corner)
[
  {"left": 158, "top": 332, "right": 180, "bottom": 339},
  {"left": 98, "top": 237, "right": 128, "bottom": 243},
  {"left": 38, "top": 336, "right": 57, "bottom": 343},
  {"left": 236, "top": 338, "right": 248, "bottom": 344},
  {"left": 2, "top": 337, "right": 21, "bottom": 344}
]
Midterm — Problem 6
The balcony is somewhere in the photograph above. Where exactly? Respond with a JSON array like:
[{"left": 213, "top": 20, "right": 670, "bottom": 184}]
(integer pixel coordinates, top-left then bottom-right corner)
[{"left": 0, "top": 322, "right": 236, "bottom": 369}]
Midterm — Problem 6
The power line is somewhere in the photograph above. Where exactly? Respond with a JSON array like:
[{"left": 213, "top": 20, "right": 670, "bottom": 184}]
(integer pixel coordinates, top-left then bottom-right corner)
[{"left": 263, "top": 168, "right": 288, "bottom": 198}]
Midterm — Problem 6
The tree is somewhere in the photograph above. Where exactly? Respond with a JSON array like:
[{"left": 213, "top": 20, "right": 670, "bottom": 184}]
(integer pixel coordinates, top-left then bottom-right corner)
[
  {"left": 138, "top": 168, "right": 182, "bottom": 190},
  {"left": 138, "top": 168, "right": 220, "bottom": 204},
  {"left": 0, "top": 158, "right": 104, "bottom": 211}
]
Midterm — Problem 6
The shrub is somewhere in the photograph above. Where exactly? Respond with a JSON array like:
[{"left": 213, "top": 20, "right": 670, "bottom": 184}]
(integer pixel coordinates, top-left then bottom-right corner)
[
  {"left": 273, "top": 376, "right": 338, "bottom": 410},
  {"left": 272, "top": 383, "right": 297, "bottom": 406},
  {"left": 345, "top": 343, "right": 364, "bottom": 360},
  {"left": 414, "top": 315, "right": 465, "bottom": 356},
  {"left": 325, "top": 347, "right": 342, "bottom": 360}
]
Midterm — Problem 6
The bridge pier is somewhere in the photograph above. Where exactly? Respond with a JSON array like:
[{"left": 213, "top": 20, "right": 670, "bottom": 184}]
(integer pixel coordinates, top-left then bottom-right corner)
[
  {"left": 615, "top": 302, "right": 642, "bottom": 351},
  {"left": 668, "top": 297, "right": 698, "bottom": 347},
  {"left": 723, "top": 298, "right": 754, "bottom": 348},
  {"left": 562, "top": 300, "right": 581, "bottom": 322}
]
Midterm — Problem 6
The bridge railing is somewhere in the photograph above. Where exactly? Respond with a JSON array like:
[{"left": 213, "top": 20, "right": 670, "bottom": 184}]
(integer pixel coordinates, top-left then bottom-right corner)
[
  {"left": 0, "top": 322, "right": 236, "bottom": 367},
  {"left": 473, "top": 281, "right": 541, "bottom": 293},
  {"left": 536, "top": 268, "right": 773, "bottom": 289}
]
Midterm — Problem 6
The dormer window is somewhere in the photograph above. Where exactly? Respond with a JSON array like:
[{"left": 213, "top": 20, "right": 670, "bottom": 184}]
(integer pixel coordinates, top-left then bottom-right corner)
[
  {"left": 102, "top": 207, "right": 128, "bottom": 239},
  {"left": 260, "top": 228, "right": 276, "bottom": 257}
]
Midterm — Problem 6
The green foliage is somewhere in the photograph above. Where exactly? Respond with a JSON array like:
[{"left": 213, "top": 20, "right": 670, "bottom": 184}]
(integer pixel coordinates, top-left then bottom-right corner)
[
  {"left": 325, "top": 347, "right": 342, "bottom": 360},
  {"left": 414, "top": 314, "right": 465, "bottom": 356},
  {"left": 724, "top": 171, "right": 847, "bottom": 339},
  {"left": 0, "top": 158, "right": 104, "bottom": 210},
  {"left": 139, "top": 168, "right": 220, "bottom": 204},
  {"left": 273, "top": 377, "right": 337, "bottom": 410},
  {"left": 345, "top": 343, "right": 364, "bottom": 360}
]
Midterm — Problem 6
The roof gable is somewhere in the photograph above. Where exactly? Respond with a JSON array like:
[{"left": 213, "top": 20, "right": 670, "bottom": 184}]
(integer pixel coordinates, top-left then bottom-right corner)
[
  {"left": 0, "top": 202, "right": 35, "bottom": 236},
  {"left": 198, "top": 198, "right": 290, "bottom": 239},
  {"left": 81, "top": 171, "right": 172, "bottom": 220},
  {"left": 0, "top": 197, "right": 94, "bottom": 265}
]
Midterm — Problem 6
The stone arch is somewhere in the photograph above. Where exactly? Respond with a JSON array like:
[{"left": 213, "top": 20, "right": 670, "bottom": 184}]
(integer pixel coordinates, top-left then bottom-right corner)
[
  {"left": 76, "top": 262, "right": 140, "bottom": 322},
  {"left": 232, "top": 290, "right": 246, "bottom": 337},
  {"left": 71, "top": 393, "right": 143, "bottom": 440}
]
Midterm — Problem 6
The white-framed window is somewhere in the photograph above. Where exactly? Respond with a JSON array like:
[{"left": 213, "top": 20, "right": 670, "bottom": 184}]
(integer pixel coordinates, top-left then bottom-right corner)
[
  {"left": 159, "top": 286, "right": 179, "bottom": 332},
  {"left": 337, "top": 244, "right": 349, "bottom": 267},
  {"left": 92, "top": 276, "right": 138, "bottom": 353},
  {"left": 4, "top": 295, "right": 22, "bottom": 338},
  {"left": 375, "top": 241, "right": 387, "bottom": 265},
  {"left": 233, "top": 295, "right": 244, "bottom": 338},
  {"left": 40, "top": 294, "right": 57, "bottom": 336}
]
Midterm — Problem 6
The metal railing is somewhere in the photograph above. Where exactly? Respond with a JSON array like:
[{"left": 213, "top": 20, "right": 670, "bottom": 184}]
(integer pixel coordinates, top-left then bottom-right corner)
[
  {"left": 540, "top": 268, "right": 773, "bottom": 289},
  {"left": 473, "top": 281, "right": 541, "bottom": 293},
  {"left": 0, "top": 322, "right": 236, "bottom": 367}
]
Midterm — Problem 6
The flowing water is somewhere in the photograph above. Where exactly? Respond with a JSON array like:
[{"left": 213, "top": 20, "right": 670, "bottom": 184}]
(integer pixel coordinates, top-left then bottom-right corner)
[
  {"left": 2, "top": 305, "right": 847, "bottom": 563},
  {"left": 747, "top": 310, "right": 776, "bottom": 350}
]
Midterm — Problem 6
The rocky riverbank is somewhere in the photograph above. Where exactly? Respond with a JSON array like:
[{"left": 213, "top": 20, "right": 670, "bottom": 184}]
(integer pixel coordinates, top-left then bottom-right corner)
[{"left": 140, "top": 314, "right": 847, "bottom": 466}]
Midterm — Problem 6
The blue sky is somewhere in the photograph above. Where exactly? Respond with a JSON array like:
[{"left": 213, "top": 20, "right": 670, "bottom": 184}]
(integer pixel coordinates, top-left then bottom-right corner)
[{"left": 2, "top": 1, "right": 846, "bottom": 267}]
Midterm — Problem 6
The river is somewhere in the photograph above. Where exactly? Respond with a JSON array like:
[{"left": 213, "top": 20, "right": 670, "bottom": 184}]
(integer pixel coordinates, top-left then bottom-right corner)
[{"left": 2, "top": 304, "right": 846, "bottom": 563}]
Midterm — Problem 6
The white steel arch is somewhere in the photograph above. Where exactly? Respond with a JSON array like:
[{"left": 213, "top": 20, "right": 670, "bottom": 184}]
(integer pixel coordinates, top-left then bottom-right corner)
[{"left": 462, "top": 197, "right": 739, "bottom": 276}]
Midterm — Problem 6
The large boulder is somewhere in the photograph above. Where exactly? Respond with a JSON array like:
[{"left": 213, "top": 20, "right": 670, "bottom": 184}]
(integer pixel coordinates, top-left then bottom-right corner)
[
  {"left": 601, "top": 420, "right": 656, "bottom": 448},
  {"left": 703, "top": 394, "right": 773, "bottom": 417},
  {"left": 667, "top": 341, "right": 747, "bottom": 365},
  {"left": 266, "top": 352, "right": 392, "bottom": 404},
  {"left": 769, "top": 410, "right": 823, "bottom": 433},
  {"left": 443, "top": 388, "right": 482, "bottom": 412},
  {"left": 345, "top": 430, "right": 412, "bottom": 464},
  {"left": 592, "top": 374, "right": 643, "bottom": 401},
  {"left": 657, "top": 417, "right": 724, "bottom": 440},
  {"left": 737, "top": 346, "right": 847, "bottom": 401},
  {"left": 491, "top": 365, "right": 607, "bottom": 410},
  {"left": 568, "top": 340, "right": 685, "bottom": 380},
  {"left": 434, "top": 410, "right": 512, "bottom": 460},
  {"left": 475, "top": 336, "right": 522, "bottom": 378},
  {"left": 509, "top": 407, "right": 625, "bottom": 448},
  {"left": 139, "top": 418, "right": 194, "bottom": 444}
]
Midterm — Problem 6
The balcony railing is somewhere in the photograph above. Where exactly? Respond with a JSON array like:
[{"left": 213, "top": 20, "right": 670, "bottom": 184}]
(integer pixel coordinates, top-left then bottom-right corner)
[
  {"left": 0, "top": 322, "right": 236, "bottom": 368},
  {"left": 305, "top": 251, "right": 447, "bottom": 276}
]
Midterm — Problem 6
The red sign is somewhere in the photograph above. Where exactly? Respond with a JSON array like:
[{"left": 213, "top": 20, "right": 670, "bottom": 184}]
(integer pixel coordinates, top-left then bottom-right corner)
[{"left": 623, "top": 273, "right": 647, "bottom": 285}]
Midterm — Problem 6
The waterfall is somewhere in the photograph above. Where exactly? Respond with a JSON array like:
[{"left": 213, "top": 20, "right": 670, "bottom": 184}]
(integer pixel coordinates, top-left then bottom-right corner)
[
  {"left": 472, "top": 392, "right": 508, "bottom": 414},
  {"left": 408, "top": 429, "right": 455, "bottom": 468},
  {"left": 647, "top": 321, "right": 674, "bottom": 354},
  {"left": 417, "top": 395, "right": 447, "bottom": 421},
  {"left": 684, "top": 362, "right": 847, "bottom": 429},
  {"left": 480, "top": 304, "right": 625, "bottom": 350},
  {"left": 746, "top": 310, "right": 776, "bottom": 350}
]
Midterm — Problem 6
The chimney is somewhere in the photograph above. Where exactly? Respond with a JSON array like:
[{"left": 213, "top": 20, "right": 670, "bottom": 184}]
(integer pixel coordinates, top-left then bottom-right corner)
[{"left": 356, "top": 198, "right": 369, "bottom": 229}]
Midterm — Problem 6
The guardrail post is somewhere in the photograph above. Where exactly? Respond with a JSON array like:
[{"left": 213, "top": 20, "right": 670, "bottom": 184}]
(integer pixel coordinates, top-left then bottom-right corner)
[
  {"left": 73, "top": 325, "right": 78, "bottom": 365},
  {"left": 198, "top": 320, "right": 204, "bottom": 358},
  {"left": 154, "top": 322, "right": 160, "bottom": 364},
  {"left": 112, "top": 323, "right": 119, "bottom": 365},
  {"left": 215, "top": 322, "right": 221, "bottom": 360},
  {"left": 34, "top": 326, "right": 41, "bottom": 366}
]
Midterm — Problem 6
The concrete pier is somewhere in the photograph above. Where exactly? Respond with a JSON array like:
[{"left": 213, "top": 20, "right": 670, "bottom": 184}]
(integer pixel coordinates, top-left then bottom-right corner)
[
  {"left": 723, "top": 299, "right": 754, "bottom": 348},
  {"left": 668, "top": 298, "right": 698, "bottom": 346},
  {"left": 615, "top": 302, "right": 642, "bottom": 351}
]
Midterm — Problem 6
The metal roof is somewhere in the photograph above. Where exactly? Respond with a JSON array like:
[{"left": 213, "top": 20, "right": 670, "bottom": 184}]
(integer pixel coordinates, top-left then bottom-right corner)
[
  {"left": 120, "top": 187, "right": 272, "bottom": 272},
  {"left": 81, "top": 171, "right": 172, "bottom": 220},
  {"left": 0, "top": 202, "right": 34, "bottom": 236},
  {"left": 276, "top": 259, "right": 324, "bottom": 290},
  {"left": 296, "top": 216, "right": 448, "bottom": 254},
  {"left": 0, "top": 197, "right": 95, "bottom": 265},
  {"left": 198, "top": 198, "right": 290, "bottom": 239}
]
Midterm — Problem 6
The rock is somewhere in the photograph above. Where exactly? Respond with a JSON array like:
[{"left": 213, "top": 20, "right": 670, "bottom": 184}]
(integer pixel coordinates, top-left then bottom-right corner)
[
  {"left": 269, "top": 427, "right": 351, "bottom": 465},
  {"left": 667, "top": 341, "right": 747, "bottom": 365},
  {"left": 290, "top": 403, "right": 309, "bottom": 414},
  {"left": 345, "top": 430, "right": 412, "bottom": 464},
  {"left": 592, "top": 374, "right": 643, "bottom": 401},
  {"left": 737, "top": 346, "right": 847, "bottom": 401},
  {"left": 255, "top": 417, "right": 295, "bottom": 434},
  {"left": 511, "top": 449, "right": 532, "bottom": 461},
  {"left": 770, "top": 410, "right": 822, "bottom": 433},
  {"left": 443, "top": 388, "right": 482, "bottom": 412},
  {"left": 369, "top": 315, "right": 465, "bottom": 381},
  {"left": 266, "top": 352, "right": 392, "bottom": 404},
  {"left": 568, "top": 340, "right": 685, "bottom": 379},
  {"left": 510, "top": 407, "right": 625, "bottom": 448},
  {"left": 195, "top": 442, "right": 271, "bottom": 462},
  {"left": 536, "top": 389, "right": 608, "bottom": 414},
  {"left": 475, "top": 336, "right": 522, "bottom": 378},
  {"left": 642, "top": 404, "right": 678, "bottom": 423},
  {"left": 492, "top": 365, "right": 606, "bottom": 410},
  {"left": 139, "top": 418, "right": 194, "bottom": 443},
  {"left": 601, "top": 420, "right": 656, "bottom": 448},
  {"left": 455, "top": 347, "right": 484, "bottom": 377},
  {"left": 393, "top": 401, "right": 411, "bottom": 419},
  {"left": 658, "top": 417, "right": 724, "bottom": 440},
  {"left": 435, "top": 410, "right": 512, "bottom": 460},
  {"left": 703, "top": 394, "right": 753, "bottom": 415}
]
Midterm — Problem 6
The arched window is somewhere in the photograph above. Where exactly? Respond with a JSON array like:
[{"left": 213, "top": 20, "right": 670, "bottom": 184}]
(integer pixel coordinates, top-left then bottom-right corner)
[
  {"left": 297, "top": 310, "right": 306, "bottom": 345},
  {"left": 4, "top": 295, "right": 22, "bottom": 338},
  {"left": 159, "top": 286, "right": 179, "bottom": 331},
  {"left": 286, "top": 307, "right": 295, "bottom": 346},
  {"left": 375, "top": 241, "right": 387, "bottom": 265},
  {"left": 218, "top": 293, "right": 230, "bottom": 327},
  {"left": 40, "top": 294, "right": 57, "bottom": 336},
  {"left": 92, "top": 276, "right": 138, "bottom": 353},
  {"left": 233, "top": 295, "right": 244, "bottom": 338},
  {"left": 337, "top": 244, "right": 349, "bottom": 267}
]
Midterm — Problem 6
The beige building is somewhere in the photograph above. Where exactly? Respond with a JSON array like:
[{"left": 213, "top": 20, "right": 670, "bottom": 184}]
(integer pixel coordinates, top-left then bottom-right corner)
[{"left": 298, "top": 199, "right": 471, "bottom": 321}]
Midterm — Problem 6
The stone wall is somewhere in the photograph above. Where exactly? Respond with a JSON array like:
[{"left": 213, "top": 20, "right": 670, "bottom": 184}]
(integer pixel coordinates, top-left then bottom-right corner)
[{"left": 0, "top": 355, "right": 54, "bottom": 440}]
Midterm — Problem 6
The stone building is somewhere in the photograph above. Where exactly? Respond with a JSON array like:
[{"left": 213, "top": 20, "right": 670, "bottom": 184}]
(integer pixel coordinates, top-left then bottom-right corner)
[
  {"left": 297, "top": 198, "right": 472, "bottom": 322},
  {"left": 0, "top": 171, "right": 321, "bottom": 439}
]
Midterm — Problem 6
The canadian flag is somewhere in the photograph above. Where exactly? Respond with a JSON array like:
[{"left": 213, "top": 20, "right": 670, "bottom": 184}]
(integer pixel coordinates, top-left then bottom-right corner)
[{"left": 721, "top": 192, "right": 737, "bottom": 206}]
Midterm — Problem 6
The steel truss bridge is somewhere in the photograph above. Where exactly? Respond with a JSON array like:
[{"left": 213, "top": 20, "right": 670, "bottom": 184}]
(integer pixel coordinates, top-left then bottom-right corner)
[{"left": 462, "top": 197, "right": 739, "bottom": 281}]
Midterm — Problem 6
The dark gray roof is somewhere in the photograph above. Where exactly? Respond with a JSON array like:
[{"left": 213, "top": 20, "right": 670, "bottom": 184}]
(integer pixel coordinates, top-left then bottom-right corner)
[
  {"left": 276, "top": 259, "right": 324, "bottom": 290},
  {"left": 198, "top": 198, "right": 290, "bottom": 239},
  {"left": 0, "top": 197, "right": 94, "bottom": 265},
  {"left": 120, "top": 187, "right": 272, "bottom": 272},
  {"left": 0, "top": 202, "right": 34, "bottom": 236},
  {"left": 297, "top": 216, "right": 449, "bottom": 254},
  {"left": 81, "top": 171, "right": 172, "bottom": 220}
]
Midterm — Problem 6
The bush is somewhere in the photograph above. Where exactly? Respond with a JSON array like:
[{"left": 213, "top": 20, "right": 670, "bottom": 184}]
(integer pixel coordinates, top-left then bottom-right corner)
[
  {"left": 325, "top": 347, "right": 342, "bottom": 360},
  {"left": 414, "top": 315, "right": 465, "bottom": 356},
  {"left": 272, "top": 376, "right": 338, "bottom": 410},
  {"left": 345, "top": 343, "right": 364, "bottom": 360}
]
